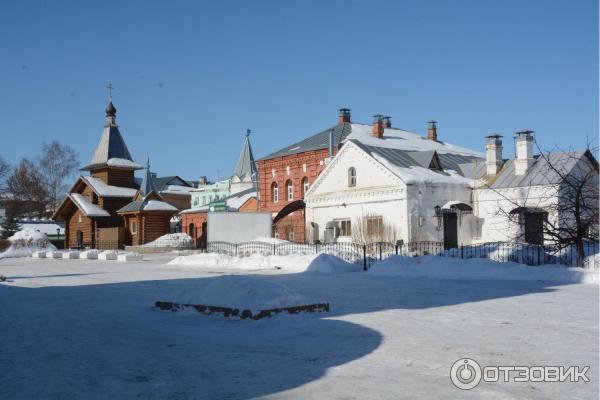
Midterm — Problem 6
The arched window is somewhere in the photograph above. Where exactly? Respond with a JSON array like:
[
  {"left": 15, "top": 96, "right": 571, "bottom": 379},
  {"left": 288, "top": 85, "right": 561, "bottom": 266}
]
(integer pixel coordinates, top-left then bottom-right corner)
[
  {"left": 271, "top": 182, "right": 279, "bottom": 203},
  {"left": 286, "top": 180, "right": 293, "bottom": 201},
  {"left": 348, "top": 167, "right": 356, "bottom": 187},
  {"left": 301, "top": 177, "right": 309, "bottom": 198}
]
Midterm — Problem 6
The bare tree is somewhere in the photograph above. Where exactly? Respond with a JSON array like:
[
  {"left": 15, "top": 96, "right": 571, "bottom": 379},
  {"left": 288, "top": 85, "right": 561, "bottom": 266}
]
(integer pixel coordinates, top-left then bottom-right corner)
[
  {"left": 0, "top": 156, "right": 10, "bottom": 193},
  {"left": 352, "top": 213, "right": 399, "bottom": 245},
  {"left": 38, "top": 141, "right": 79, "bottom": 214},
  {"left": 483, "top": 141, "right": 598, "bottom": 259},
  {"left": 6, "top": 159, "right": 48, "bottom": 216}
]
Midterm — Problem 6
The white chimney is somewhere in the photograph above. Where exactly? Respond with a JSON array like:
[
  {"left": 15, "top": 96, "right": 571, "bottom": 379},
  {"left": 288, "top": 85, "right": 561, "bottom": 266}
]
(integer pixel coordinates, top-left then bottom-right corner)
[
  {"left": 514, "top": 129, "right": 534, "bottom": 176},
  {"left": 485, "top": 134, "right": 503, "bottom": 176}
]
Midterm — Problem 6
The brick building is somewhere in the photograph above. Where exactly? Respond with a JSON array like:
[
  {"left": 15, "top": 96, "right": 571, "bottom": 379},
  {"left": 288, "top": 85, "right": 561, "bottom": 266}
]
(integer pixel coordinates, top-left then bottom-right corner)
[
  {"left": 256, "top": 109, "right": 352, "bottom": 242},
  {"left": 257, "top": 109, "right": 460, "bottom": 243}
]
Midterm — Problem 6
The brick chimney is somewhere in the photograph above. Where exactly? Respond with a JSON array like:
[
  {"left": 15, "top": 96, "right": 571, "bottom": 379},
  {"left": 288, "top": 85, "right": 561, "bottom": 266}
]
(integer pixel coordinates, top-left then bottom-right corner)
[
  {"left": 485, "top": 134, "right": 503, "bottom": 176},
  {"left": 372, "top": 114, "right": 384, "bottom": 138},
  {"left": 382, "top": 116, "right": 392, "bottom": 128},
  {"left": 514, "top": 129, "right": 534, "bottom": 176},
  {"left": 427, "top": 120, "right": 438, "bottom": 141},
  {"left": 338, "top": 108, "right": 351, "bottom": 124}
]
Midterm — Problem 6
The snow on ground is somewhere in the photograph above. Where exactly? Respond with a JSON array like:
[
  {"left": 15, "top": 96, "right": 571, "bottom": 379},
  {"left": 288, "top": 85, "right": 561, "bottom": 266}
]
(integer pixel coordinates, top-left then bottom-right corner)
[
  {"left": 368, "top": 255, "right": 599, "bottom": 284},
  {"left": 143, "top": 232, "right": 193, "bottom": 248},
  {"left": 252, "top": 236, "right": 289, "bottom": 244},
  {"left": 168, "top": 252, "right": 363, "bottom": 274},
  {"left": 0, "top": 253, "right": 597, "bottom": 400},
  {"left": 0, "top": 228, "right": 56, "bottom": 259},
  {"left": 173, "top": 275, "right": 319, "bottom": 312}
]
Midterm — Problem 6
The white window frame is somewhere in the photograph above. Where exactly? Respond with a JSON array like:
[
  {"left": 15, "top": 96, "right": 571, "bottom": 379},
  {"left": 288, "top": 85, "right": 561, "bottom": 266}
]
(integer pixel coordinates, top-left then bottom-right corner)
[
  {"left": 272, "top": 183, "right": 279, "bottom": 203},
  {"left": 348, "top": 167, "right": 356, "bottom": 187},
  {"left": 337, "top": 219, "right": 351, "bottom": 237},
  {"left": 286, "top": 180, "right": 293, "bottom": 201},
  {"left": 302, "top": 177, "right": 309, "bottom": 198}
]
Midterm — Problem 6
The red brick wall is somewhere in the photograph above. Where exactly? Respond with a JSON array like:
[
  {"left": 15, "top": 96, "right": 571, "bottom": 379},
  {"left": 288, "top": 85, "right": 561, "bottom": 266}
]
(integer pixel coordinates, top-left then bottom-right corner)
[
  {"left": 256, "top": 147, "right": 334, "bottom": 242},
  {"left": 181, "top": 211, "right": 208, "bottom": 248}
]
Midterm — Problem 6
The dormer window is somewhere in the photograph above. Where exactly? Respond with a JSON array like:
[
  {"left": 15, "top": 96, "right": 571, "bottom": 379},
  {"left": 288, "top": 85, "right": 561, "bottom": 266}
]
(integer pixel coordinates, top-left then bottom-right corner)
[{"left": 348, "top": 167, "right": 356, "bottom": 187}]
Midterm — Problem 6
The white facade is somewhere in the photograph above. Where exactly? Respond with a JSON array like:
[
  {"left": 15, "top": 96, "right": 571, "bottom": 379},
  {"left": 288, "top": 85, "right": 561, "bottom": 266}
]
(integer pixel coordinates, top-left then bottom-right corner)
[
  {"left": 304, "top": 136, "right": 598, "bottom": 247},
  {"left": 304, "top": 141, "right": 475, "bottom": 244}
]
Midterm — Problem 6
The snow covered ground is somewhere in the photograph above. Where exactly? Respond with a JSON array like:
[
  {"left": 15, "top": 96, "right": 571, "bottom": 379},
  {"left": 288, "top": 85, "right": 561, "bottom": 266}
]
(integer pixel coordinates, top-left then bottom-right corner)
[{"left": 0, "top": 253, "right": 597, "bottom": 399}]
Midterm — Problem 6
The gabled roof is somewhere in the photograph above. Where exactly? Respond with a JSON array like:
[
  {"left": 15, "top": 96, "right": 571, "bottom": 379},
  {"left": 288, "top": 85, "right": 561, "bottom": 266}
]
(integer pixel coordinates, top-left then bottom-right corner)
[
  {"left": 259, "top": 122, "right": 483, "bottom": 161},
  {"left": 260, "top": 123, "right": 352, "bottom": 160},
  {"left": 344, "top": 140, "right": 481, "bottom": 186},
  {"left": 69, "top": 193, "right": 110, "bottom": 217},
  {"left": 116, "top": 199, "right": 178, "bottom": 213},
  {"left": 80, "top": 101, "right": 143, "bottom": 171},
  {"left": 233, "top": 132, "right": 257, "bottom": 180},
  {"left": 81, "top": 176, "right": 137, "bottom": 198},
  {"left": 466, "top": 149, "right": 598, "bottom": 189}
]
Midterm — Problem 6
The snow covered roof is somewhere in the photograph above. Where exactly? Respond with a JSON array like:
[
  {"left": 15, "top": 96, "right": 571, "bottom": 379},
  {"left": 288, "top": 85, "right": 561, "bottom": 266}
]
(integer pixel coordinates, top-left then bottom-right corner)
[
  {"left": 259, "top": 122, "right": 483, "bottom": 160},
  {"left": 81, "top": 176, "right": 137, "bottom": 198},
  {"left": 463, "top": 149, "right": 599, "bottom": 189},
  {"left": 69, "top": 193, "right": 110, "bottom": 217},
  {"left": 80, "top": 101, "right": 143, "bottom": 171},
  {"left": 232, "top": 132, "right": 257, "bottom": 181},
  {"left": 349, "top": 140, "right": 482, "bottom": 186},
  {"left": 117, "top": 199, "right": 178, "bottom": 213}
]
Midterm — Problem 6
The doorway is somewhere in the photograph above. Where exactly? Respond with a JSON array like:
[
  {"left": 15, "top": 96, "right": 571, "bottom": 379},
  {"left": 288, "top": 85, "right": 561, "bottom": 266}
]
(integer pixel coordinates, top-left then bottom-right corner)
[{"left": 443, "top": 212, "right": 458, "bottom": 249}]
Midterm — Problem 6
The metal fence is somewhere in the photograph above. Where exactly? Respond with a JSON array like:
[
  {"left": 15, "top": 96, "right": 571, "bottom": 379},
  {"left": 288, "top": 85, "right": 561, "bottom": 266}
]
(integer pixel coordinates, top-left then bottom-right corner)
[{"left": 206, "top": 240, "right": 599, "bottom": 270}]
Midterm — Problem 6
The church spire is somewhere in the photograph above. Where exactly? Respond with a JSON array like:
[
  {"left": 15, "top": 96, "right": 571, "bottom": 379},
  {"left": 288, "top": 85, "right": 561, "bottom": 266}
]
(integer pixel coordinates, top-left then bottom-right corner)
[
  {"left": 232, "top": 129, "right": 257, "bottom": 181},
  {"left": 139, "top": 157, "right": 157, "bottom": 197},
  {"left": 105, "top": 82, "right": 117, "bottom": 127}
]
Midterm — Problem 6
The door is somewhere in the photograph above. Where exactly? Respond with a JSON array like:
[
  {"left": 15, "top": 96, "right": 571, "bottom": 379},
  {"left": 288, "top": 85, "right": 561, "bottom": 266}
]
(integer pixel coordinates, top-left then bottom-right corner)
[
  {"left": 524, "top": 213, "right": 544, "bottom": 245},
  {"left": 76, "top": 230, "right": 83, "bottom": 249},
  {"left": 443, "top": 212, "right": 458, "bottom": 249}
]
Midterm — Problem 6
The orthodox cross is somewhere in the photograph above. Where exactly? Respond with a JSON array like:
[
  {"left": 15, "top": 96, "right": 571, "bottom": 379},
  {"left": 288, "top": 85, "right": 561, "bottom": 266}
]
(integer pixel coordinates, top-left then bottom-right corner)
[{"left": 106, "top": 82, "right": 114, "bottom": 100}]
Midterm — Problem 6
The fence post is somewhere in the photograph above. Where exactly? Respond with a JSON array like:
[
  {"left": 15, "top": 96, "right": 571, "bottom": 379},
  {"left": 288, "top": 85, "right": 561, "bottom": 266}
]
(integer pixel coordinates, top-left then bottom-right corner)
[
  {"left": 379, "top": 243, "right": 382, "bottom": 260},
  {"left": 363, "top": 245, "right": 367, "bottom": 271},
  {"left": 461, "top": 245, "right": 464, "bottom": 259},
  {"left": 273, "top": 243, "right": 276, "bottom": 256}
]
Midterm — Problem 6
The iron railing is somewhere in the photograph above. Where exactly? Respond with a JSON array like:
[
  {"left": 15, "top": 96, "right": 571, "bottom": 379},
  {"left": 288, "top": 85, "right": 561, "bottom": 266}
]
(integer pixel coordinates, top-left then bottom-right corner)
[{"left": 206, "top": 240, "right": 599, "bottom": 270}]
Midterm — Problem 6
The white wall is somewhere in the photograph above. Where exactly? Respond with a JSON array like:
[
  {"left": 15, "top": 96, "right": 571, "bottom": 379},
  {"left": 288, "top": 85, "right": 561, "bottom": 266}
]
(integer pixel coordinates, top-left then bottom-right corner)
[
  {"left": 207, "top": 212, "right": 272, "bottom": 243},
  {"left": 472, "top": 185, "right": 559, "bottom": 243}
]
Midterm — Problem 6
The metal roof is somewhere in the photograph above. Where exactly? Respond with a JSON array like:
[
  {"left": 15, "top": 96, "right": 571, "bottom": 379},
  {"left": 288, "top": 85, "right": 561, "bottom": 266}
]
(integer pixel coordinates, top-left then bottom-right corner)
[
  {"left": 350, "top": 140, "right": 483, "bottom": 172},
  {"left": 138, "top": 158, "right": 157, "bottom": 197},
  {"left": 233, "top": 132, "right": 257, "bottom": 180},
  {"left": 259, "top": 123, "right": 352, "bottom": 160},
  {"left": 457, "top": 150, "right": 597, "bottom": 189},
  {"left": 81, "top": 101, "right": 141, "bottom": 171}
]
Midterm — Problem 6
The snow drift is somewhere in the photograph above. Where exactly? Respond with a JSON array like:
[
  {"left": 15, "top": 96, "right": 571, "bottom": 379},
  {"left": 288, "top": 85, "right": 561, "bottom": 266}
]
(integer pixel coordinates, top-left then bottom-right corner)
[
  {"left": 368, "top": 255, "right": 599, "bottom": 284},
  {"left": 0, "top": 228, "right": 57, "bottom": 259},
  {"left": 142, "top": 233, "right": 193, "bottom": 248},
  {"left": 172, "top": 275, "right": 319, "bottom": 312},
  {"left": 167, "top": 252, "right": 363, "bottom": 274}
]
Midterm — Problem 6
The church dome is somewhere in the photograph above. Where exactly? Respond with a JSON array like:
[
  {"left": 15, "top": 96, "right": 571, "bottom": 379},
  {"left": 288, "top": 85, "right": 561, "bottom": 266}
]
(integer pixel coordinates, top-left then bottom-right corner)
[{"left": 105, "top": 101, "right": 117, "bottom": 117}]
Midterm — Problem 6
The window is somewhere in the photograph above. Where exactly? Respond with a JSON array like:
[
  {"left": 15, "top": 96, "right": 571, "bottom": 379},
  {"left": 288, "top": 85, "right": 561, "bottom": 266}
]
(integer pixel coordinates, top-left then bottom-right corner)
[
  {"left": 130, "top": 220, "right": 138, "bottom": 235},
  {"left": 285, "top": 225, "right": 294, "bottom": 241},
  {"left": 271, "top": 182, "right": 279, "bottom": 203},
  {"left": 367, "top": 216, "right": 383, "bottom": 237},
  {"left": 78, "top": 214, "right": 82, "bottom": 223},
  {"left": 348, "top": 167, "right": 356, "bottom": 187},
  {"left": 193, "top": 197, "right": 199, "bottom": 206},
  {"left": 301, "top": 177, "right": 309, "bottom": 198},
  {"left": 286, "top": 180, "right": 293, "bottom": 201},
  {"left": 338, "top": 220, "right": 351, "bottom": 237}
]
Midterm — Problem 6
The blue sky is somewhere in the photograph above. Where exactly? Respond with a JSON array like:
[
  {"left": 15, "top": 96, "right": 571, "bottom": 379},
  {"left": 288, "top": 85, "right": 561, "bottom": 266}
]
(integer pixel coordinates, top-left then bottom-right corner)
[{"left": 0, "top": 0, "right": 597, "bottom": 180}]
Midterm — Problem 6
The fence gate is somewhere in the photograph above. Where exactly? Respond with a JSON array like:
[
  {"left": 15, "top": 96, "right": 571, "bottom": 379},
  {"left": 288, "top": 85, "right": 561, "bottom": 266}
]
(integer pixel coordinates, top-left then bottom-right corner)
[{"left": 96, "top": 227, "right": 124, "bottom": 250}]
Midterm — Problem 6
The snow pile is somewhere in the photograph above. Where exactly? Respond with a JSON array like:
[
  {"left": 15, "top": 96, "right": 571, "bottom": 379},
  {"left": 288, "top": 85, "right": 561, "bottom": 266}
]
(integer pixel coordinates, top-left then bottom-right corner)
[
  {"left": 368, "top": 255, "right": 599, "bottom": 284},
  {"left": 168, "top": 252, "right": 362, "bottom": 274},
  {"left": 172, "top": 275, "right": 318, "bottom": 312},
  {"left": 0, "top": 228, "right": 57, "bottom": 259},
  {"left": 251, "top": 237, "right": 289, "bottom": 245},
  {"left": 143, "top": 233, "right": 193, "bottom": 248}
]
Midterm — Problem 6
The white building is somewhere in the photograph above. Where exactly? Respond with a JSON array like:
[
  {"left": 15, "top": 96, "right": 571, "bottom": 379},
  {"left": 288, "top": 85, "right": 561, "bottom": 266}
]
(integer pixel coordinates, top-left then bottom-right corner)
[{"left": 304, "top": 124, "right": 598, "bottom": 248}]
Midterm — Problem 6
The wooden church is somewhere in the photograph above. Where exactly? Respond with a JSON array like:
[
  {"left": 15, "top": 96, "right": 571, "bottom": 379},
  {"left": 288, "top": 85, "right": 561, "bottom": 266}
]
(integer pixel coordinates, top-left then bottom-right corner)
[
  {"left": 53, "top": 99, "right": 178, "bottom": 249},
  {"left": 117, "top": 158, "right": 178, "bottom": 246}
]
